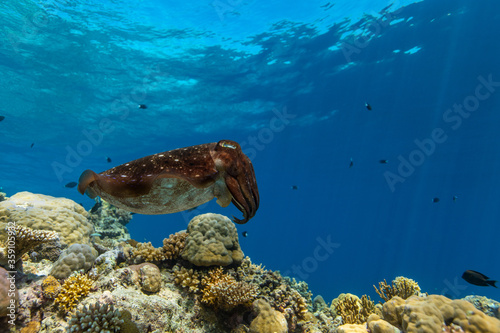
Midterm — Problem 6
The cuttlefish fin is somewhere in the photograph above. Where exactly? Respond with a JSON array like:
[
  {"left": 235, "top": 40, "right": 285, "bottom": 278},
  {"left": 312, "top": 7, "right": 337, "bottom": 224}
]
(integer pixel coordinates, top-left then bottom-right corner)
[{"left": 78, "top": 169, "right": 99, "bottom": 198}]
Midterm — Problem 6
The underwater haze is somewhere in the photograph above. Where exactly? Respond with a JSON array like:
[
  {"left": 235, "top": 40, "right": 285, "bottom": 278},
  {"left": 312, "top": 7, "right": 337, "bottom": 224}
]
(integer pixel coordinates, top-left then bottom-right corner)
[{"left": 1, "top": 0, "right": 500, "bottom": 303}]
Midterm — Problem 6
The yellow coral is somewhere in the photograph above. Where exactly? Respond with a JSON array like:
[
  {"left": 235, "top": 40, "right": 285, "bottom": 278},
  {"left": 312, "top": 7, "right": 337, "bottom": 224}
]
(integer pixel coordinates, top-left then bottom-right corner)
[
  {"left": 201, "top": 267, "right": 258, "bottom": 310},
  {"left": 172, "top": 265, "right": 201, "bottom": 293},
  {"left": 162, "top": 231, "right": 187, "bottom": 260},
  {"left": 41, "top": 276, "right": 61, "bottom": 299},
  {"left": 131, "top": 242, "right": 165, "bottom": 263},
  {"left": 9, "top": 225, "right": 58, "bottom": 261},
  {"left": 334, "top": 294, "right": 375, "bottom": 324},
  {"left": 374, "top": 276, "right": 421, "bottom": 302},
  {"left": 54, "top": 273, "right": 94, "bottom": 313}
]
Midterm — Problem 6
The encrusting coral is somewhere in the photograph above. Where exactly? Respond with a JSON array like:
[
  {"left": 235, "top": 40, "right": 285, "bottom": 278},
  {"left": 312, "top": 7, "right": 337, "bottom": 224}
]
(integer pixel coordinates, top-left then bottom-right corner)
[
  {"left": 374, "top": 276, "right": 421, "bottom": 302},
  {"left": 54, "top": 273, "right": 95, "bottom": 313}
]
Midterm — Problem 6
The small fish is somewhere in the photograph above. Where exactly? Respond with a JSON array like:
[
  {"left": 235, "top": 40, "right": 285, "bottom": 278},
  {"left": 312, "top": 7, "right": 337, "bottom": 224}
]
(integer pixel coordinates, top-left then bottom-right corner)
[
  {"left": 106, "top": 156, "right": 112, "bottom": 163},
  {"left": 432, "top": 197, "right": 440, "bottom": 203},
  {"left": 291, "top": 185, "right": 298, "bottom": 190},
  {"left": 64, "top": 182, "right": 78, "bottom": 188},
  {"left": 138, "top": 104, "right": 147, "bottom": 109},
  {"left": 30, "top": 143, "right": 34, "bottom": 148},
  {"left": 349, "top": 158, "right": 354, "bottom": 168},
  {"left": 242, "top": 231, "right": 248, "bottom": 237},
  {"left": 365, "top": 103, "right": 372, "bottom": 110},
  {"left": 90, "top": 233, "right": 102, "bottom": 237},
  {"left": 453, "top": 195, "right": 458, "bottom": 201},
  {"left": 462, "top": 270, "right": 497, "bottom": 287},
  {"left": 0, "top": 116, "right": 5, "bottom": 122},
  {"left": 379, "top": 159, "right": 388, "bottom": 164}
]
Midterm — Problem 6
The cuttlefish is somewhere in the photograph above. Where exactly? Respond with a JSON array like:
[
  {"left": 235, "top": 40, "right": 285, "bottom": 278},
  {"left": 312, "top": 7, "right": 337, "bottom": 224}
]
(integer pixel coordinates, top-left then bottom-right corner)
[{"left": 78, "top": 140, "right": 259, "bottom": 224}]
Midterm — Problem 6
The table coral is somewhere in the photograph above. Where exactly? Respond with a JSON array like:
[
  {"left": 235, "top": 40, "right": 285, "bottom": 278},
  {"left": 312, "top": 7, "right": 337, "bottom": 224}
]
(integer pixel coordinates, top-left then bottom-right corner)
[
  {"left": 0, "top": 191, "right": 93, "bottom": 247},
  {"left": 374, "top": 276, "right": 421, "bottom": 303},
  {"left": 54, "top": 273, "right": 94, "bottom": 313},
  {"left": 181, "top": 213, "right": 244, "bottom": 266},
  {"left": 10, "top": 225, "right": 59, "bottom": 261}
]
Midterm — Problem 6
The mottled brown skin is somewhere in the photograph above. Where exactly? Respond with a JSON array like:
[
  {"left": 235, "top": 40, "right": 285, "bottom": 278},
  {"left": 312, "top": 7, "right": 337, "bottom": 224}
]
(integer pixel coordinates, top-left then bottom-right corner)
[{"left": 78, "top": 140, "right": 259, "bottom": 223}]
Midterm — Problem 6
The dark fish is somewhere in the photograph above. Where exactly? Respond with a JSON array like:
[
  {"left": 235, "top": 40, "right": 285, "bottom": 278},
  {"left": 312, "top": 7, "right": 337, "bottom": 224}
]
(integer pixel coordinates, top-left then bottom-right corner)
[
  {"left": 30, "top": 143, "right": 34, "bottom": 148},
  {"left": 138, "top": 104, "right": 147, "bottom": 109},
  {"left": 90, "top": 200, "right": 102, "bottom": 214},
  {"left": 291, "top": 185, "right": 298, "bottom": 190},
  {"left": 379, "top": 159, "right": 388, "bottom": 164},
  {"left": 432, "top": 197, "right": 440, "bottom": 203},
  {"left": 365, "top": 103, "right": 372, "bottom": 110},
  {"left": 462, "top": 270, "right": 497, "bottom": 287},
  {"left": 349, "top": 158, "right": 354, "bottom": 168},
  {"left": 453, "top": 195, "right": 458, "bottom": 201},
  {"left": 242, "top": 231, "right": 248, "bottom": 237},
  {"left": 64, "top": 182, "right": 78, "bottom": 188},
  {"left": 106, "top": 156, "right": 112, "bottom": 163},
  {"left": 0, "top": 116, "right": 4, "bottom": 122},
  {"left": 186, "top": 206, "right": 199, "bottom": 212}
]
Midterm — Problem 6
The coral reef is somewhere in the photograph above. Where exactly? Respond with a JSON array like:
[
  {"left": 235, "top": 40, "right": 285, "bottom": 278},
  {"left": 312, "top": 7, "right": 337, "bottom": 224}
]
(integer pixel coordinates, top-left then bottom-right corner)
[
  {"left": 181, "top": 213, "right": 244, "bottom": 266},
  {"left": 0, "top": 192, "right": 93, "bottom": 246},
  {"left": 162, "top": 231, "right": 188, "bottom": 260},
  {"left": 249, "top": 299, "right": 288, "bottom": 333},
  {"left": 172, "top": 265, "right": 201, "bottom": 293},
  {"left": 129, "top": 263, "right": 162, "bottom": 293},
  {"left": 374, "top": 276, "right": 421, "bottom": 302},
  {"left": 333, "top": 293, "right": 375, "bottom": 325},
  {"left": 130, "top": 241, "right": 165, "bottom": 264},
  {"left": 464, "top": 295, "right": 500, "bottom": 319},
  {"left": 200, "top": 267, "right": 258, "bottom": 310},
  {"left": 41, "top": 276, "right": 61, "bottom": 299},
  {"left": 88, "top": 200, "right": 132, "bottom": 243},
  {"left": 49, "top": 243, "right": 98, "bottom": 279},
  {"left": 54, "top": 273, "right": 94, "bottom": 313},
  {"left": 67, "top": 302, "right": 124, "bottom": 332}
]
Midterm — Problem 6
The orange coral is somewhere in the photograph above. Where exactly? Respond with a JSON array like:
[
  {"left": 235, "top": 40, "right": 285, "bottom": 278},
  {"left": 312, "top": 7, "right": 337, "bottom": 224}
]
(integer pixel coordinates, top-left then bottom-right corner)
[
  {"left": 41, "top": 276, "right": 61, "bottom": 299},
  {"left": 54, "top": 273, "right": 94, "bottom": 313}
]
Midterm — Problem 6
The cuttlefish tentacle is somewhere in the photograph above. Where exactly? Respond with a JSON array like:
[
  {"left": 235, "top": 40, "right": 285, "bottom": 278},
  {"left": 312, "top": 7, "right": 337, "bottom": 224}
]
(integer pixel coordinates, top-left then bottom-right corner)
[{"left": 77, "top": 140, "right": 259, "bottom": 224}]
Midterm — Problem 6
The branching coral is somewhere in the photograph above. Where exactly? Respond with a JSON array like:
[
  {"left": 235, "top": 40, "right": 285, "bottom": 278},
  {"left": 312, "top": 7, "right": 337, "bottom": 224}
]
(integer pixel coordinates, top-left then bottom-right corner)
[
  {"left": 172, "top": 265, "right": 201, "bottom": 293},
  {"left": 162, "top": 231, "right": 187, "bottom": 260},
  {"left": 131, "top": 242, "right": 165, "bottom": 263},
  {"left": 334, "top": 294, "right": 375, "bottom": 324},
  {"left": 374, "top": 276, "right": 421, "bottom": 302},
  {"left": 54, "top": 273, "right": 94, "bottom": 313},
  {"left": 8, "top": 225, "right": 58, "bottom": 262},
  {"left": 200, "top": 267, "right": 258, "bottom": 310},
  {"left": 67, "top": 302, "right": 124, "bottom": 332},
  {"left": 41, "top": 276, "right": 61, "bottom": 299}
]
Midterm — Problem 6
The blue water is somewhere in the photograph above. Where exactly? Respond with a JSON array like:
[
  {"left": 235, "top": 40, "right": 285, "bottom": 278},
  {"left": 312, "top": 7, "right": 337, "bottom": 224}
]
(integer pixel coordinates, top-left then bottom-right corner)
[{"left": 1, "top": 0, "right": 500, "bottom": 304}]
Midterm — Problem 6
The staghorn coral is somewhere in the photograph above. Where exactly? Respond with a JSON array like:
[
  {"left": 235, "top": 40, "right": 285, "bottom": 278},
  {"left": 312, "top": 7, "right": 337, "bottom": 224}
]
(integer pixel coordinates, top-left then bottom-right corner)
[
  {"left": 0, "top": 191, "right": 93, "bottom": 246},
  {"left": 54, "top": 273, "right": 94, "bottom": 313},
  {"left": 67, "top": 302, "right": 124, "bottom": 332},
  {"left": 333, "top": 293, "right": 375, "bottom": 325},
  {"left": 49, "top": 243, "right": 98, "bottom": 279},
  {"left": 374, "top": 276, "right": 421, "bottom": 302},
  {"left": 201, "top": 267, "right": 258, "bottom": 310},
  {"left": 41, "top": 276, "right": 61, "bottom": 299},
  {"left": 181, "top": 213, "right": 244, "bottom": 266},
  {"left": 172, "top": 265, "right": 201, "bottom": 293},
  {"left": 162, "top": 231, "right": 188, "bottom": 260}
]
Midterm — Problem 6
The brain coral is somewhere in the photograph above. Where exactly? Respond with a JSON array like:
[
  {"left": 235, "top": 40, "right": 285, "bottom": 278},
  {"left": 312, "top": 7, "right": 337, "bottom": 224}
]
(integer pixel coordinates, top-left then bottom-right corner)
[
  {"left": 0, "top": 191, "right": 93, "bottom": 246},
  {"left": 50, "top": 243, "right": 98, "bottom": 280},
  {"left": 181, "top": 213, "right": 244, "bottom": 266}
]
